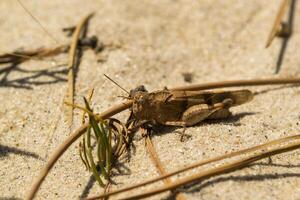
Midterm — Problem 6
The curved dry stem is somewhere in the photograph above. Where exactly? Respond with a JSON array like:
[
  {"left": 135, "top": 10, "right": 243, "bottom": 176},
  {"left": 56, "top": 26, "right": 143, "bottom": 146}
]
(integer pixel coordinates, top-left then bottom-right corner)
[
  {"left": 170, "top": 77, "right": 300, "bottom": 91},
  {"left": 145, "top": 135, "right": 172, "bottom": 185},
  {"left": 89, "top": 134, "right": 300, "bottom": 199},
  {"left": 123, "top": 139, "right": 300, "bottom": 199},
  {"left": 145, "top": 135, "right": 186, "bottom": 200},
  {"left": 25, "top": 100, "right": 132, "bottom": 200},
  {"left": 0, "top": 45, "right": 68, "bottom": 64},
  {"left": 66, "top": 12, "right": 94, "bottom": 128},
  {"left": 67, "top": 13, "right": 94, "bottom": 127}
]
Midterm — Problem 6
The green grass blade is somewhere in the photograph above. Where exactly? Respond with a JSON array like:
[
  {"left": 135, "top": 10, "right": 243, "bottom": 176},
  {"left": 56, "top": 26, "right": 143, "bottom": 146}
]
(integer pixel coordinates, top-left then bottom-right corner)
[
  {"left": 87, "top": 147, "right": 105, "bottom": 187},
  {"left": 97, "top": 136, "right": 109, "bottom": 179},
  {"left": 106, "top": 128, "right": 112, "bottom": 172},
  {"left": 82, "top": 135, "right": 91, "bottom": 170},
  {"left": 79, "top": 142, "right": 89, "bottom": 170}
]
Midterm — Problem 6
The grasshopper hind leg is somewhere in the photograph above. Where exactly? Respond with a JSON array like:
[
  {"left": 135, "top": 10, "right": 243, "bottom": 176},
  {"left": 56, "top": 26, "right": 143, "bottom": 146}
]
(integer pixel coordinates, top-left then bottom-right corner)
[
  {"left": 164, "top": 99, "right": 234, "bottom": 141},
  {"left": 181, "top": 104, "right": 216, "bottom": 126},
  {"left": 181, "top": 99, "right": 233, "bottom": 126},
  {"left": 165, "top": 103, "right": 218, "bottom": 128}
]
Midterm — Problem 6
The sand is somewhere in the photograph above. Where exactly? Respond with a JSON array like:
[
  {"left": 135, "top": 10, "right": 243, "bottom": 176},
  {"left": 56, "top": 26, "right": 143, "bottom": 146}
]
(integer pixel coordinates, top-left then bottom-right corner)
[{"left": 0, "top": 0, "right": 300, "bottom": 199}]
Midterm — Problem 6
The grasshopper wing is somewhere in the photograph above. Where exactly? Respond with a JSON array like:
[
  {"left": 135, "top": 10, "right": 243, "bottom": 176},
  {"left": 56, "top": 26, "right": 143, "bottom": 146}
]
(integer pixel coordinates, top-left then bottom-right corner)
[{"left": 166, "top": 90, "right": 253, "bottom": 107}]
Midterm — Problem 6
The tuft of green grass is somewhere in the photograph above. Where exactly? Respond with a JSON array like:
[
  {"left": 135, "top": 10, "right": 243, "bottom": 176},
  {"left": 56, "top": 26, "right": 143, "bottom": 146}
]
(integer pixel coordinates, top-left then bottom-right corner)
[
  {"left": 77, "top": 97, "right": 129, "bottom": 187},
  {"left": 77, "top": 97, "right": 111, "bottom": 187}
]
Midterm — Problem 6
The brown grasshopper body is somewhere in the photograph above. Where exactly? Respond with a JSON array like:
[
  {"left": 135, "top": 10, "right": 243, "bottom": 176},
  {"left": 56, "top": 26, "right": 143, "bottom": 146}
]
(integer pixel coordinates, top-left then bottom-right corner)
[{"left": 130, "top": 87, "right": 253, "bottom": 127}]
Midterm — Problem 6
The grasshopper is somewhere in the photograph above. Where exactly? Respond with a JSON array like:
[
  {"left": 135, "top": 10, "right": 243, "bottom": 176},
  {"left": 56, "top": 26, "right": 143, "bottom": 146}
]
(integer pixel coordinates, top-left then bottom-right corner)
[{"left": 128, "top": 86, "right": 254, "bottom": 131}]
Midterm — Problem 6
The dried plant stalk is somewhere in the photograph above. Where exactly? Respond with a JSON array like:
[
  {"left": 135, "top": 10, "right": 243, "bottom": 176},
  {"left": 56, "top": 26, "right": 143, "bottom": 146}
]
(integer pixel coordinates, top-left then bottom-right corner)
[
  {"left": 145, "top": 135, "right": 186, "bottom": 200},
  {"left": 90, "top": 134, "right": 300, "bottom": 199},
  {"left": 0, "top": 46, "right": 68, "bottom": 64},
  {"left": 125, "top": 139, "right": 300, "bottom": 199},
  {"left": 66, "top": 13, "right": 94, "bottom": 128},
  {"left": 171, "top": 77, "right": 300, "bottom": 91},
  {"left": 265, "top": 0, "right": 291, "bottom": 47}
]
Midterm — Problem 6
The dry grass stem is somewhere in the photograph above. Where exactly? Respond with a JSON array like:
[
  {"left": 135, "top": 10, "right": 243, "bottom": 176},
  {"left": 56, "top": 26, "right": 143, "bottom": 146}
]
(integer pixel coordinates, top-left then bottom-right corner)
[
  {"left": 145, "top": 135, "right": 186, "bottom": 200},
  {"left": 123, "top": 137, "right": 300, "bottom": 199},
  {"left": 171, "top": 77, "right": 300, "bottom": 91},
  {"left": 89, "top": 134, "right": 300, "bottom": 199},
  {"left": 66, "top": 13, "right": 94, "bottom": 128},
  {"left": 0, "top": 45, "right": 68, "bottom": 64},
  {"left": 265, "top": 0, "right": 290, "bottom": 47}
]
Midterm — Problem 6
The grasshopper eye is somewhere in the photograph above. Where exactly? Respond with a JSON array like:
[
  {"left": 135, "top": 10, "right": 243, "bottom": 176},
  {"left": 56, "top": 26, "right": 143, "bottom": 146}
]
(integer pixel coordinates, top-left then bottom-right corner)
[
  {"left": 137, "top": 94, "right": 148, "bottom": 105},
  {"left": 138, "top": 97, "right": 145, "bottom": 104}
]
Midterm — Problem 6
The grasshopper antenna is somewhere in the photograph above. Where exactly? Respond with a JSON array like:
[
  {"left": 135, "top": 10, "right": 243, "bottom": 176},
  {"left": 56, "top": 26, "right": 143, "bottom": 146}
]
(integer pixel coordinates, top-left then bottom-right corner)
[{"left": 103, "top": 74, "right": 130, "bottom": 95}]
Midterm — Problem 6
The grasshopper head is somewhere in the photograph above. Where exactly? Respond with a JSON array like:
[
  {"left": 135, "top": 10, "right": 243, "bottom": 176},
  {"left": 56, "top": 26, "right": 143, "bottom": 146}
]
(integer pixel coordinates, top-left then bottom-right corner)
[
  {"left": 130, "top": 85, "right": 149, "bottom": 118},
  {"left": 129, "top": 85, "right": 148, "bottom": 98}
]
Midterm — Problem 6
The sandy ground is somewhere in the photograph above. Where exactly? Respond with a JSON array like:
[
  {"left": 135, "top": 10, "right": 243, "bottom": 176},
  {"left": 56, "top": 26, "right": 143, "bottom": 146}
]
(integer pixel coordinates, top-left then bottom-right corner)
[{"left": 1, "top": 0, "right": 300, "bottom": 199}]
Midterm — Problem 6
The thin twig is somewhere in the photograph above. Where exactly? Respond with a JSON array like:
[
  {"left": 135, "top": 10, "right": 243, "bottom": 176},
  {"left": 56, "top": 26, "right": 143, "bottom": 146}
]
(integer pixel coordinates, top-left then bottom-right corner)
[
  {"left": 145, "top": 135, "right": 186, "bottom": 200},
  {"left": 66, "top": 13, "right": 94, "bottom": 128},
  {"left": 145, "top": 135, "right": 172, "bottom": 184},
  {"left": 88, "top": 135, "right": 300, "bottom": 200},
  {"left": 87, "top": 134, "right": 300, "bottom": 199},
  {"left": 0, "top": 45, "right": 68, "bottom": 64},
  {"left": 123, "top": 138, "right": 300, "bottom": 200},
  {"left": 265, "top": 0, "right": 290, "bottom": 48},
  {"left": 170, "top": 77, "right": 300, "bottom": 91}
]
